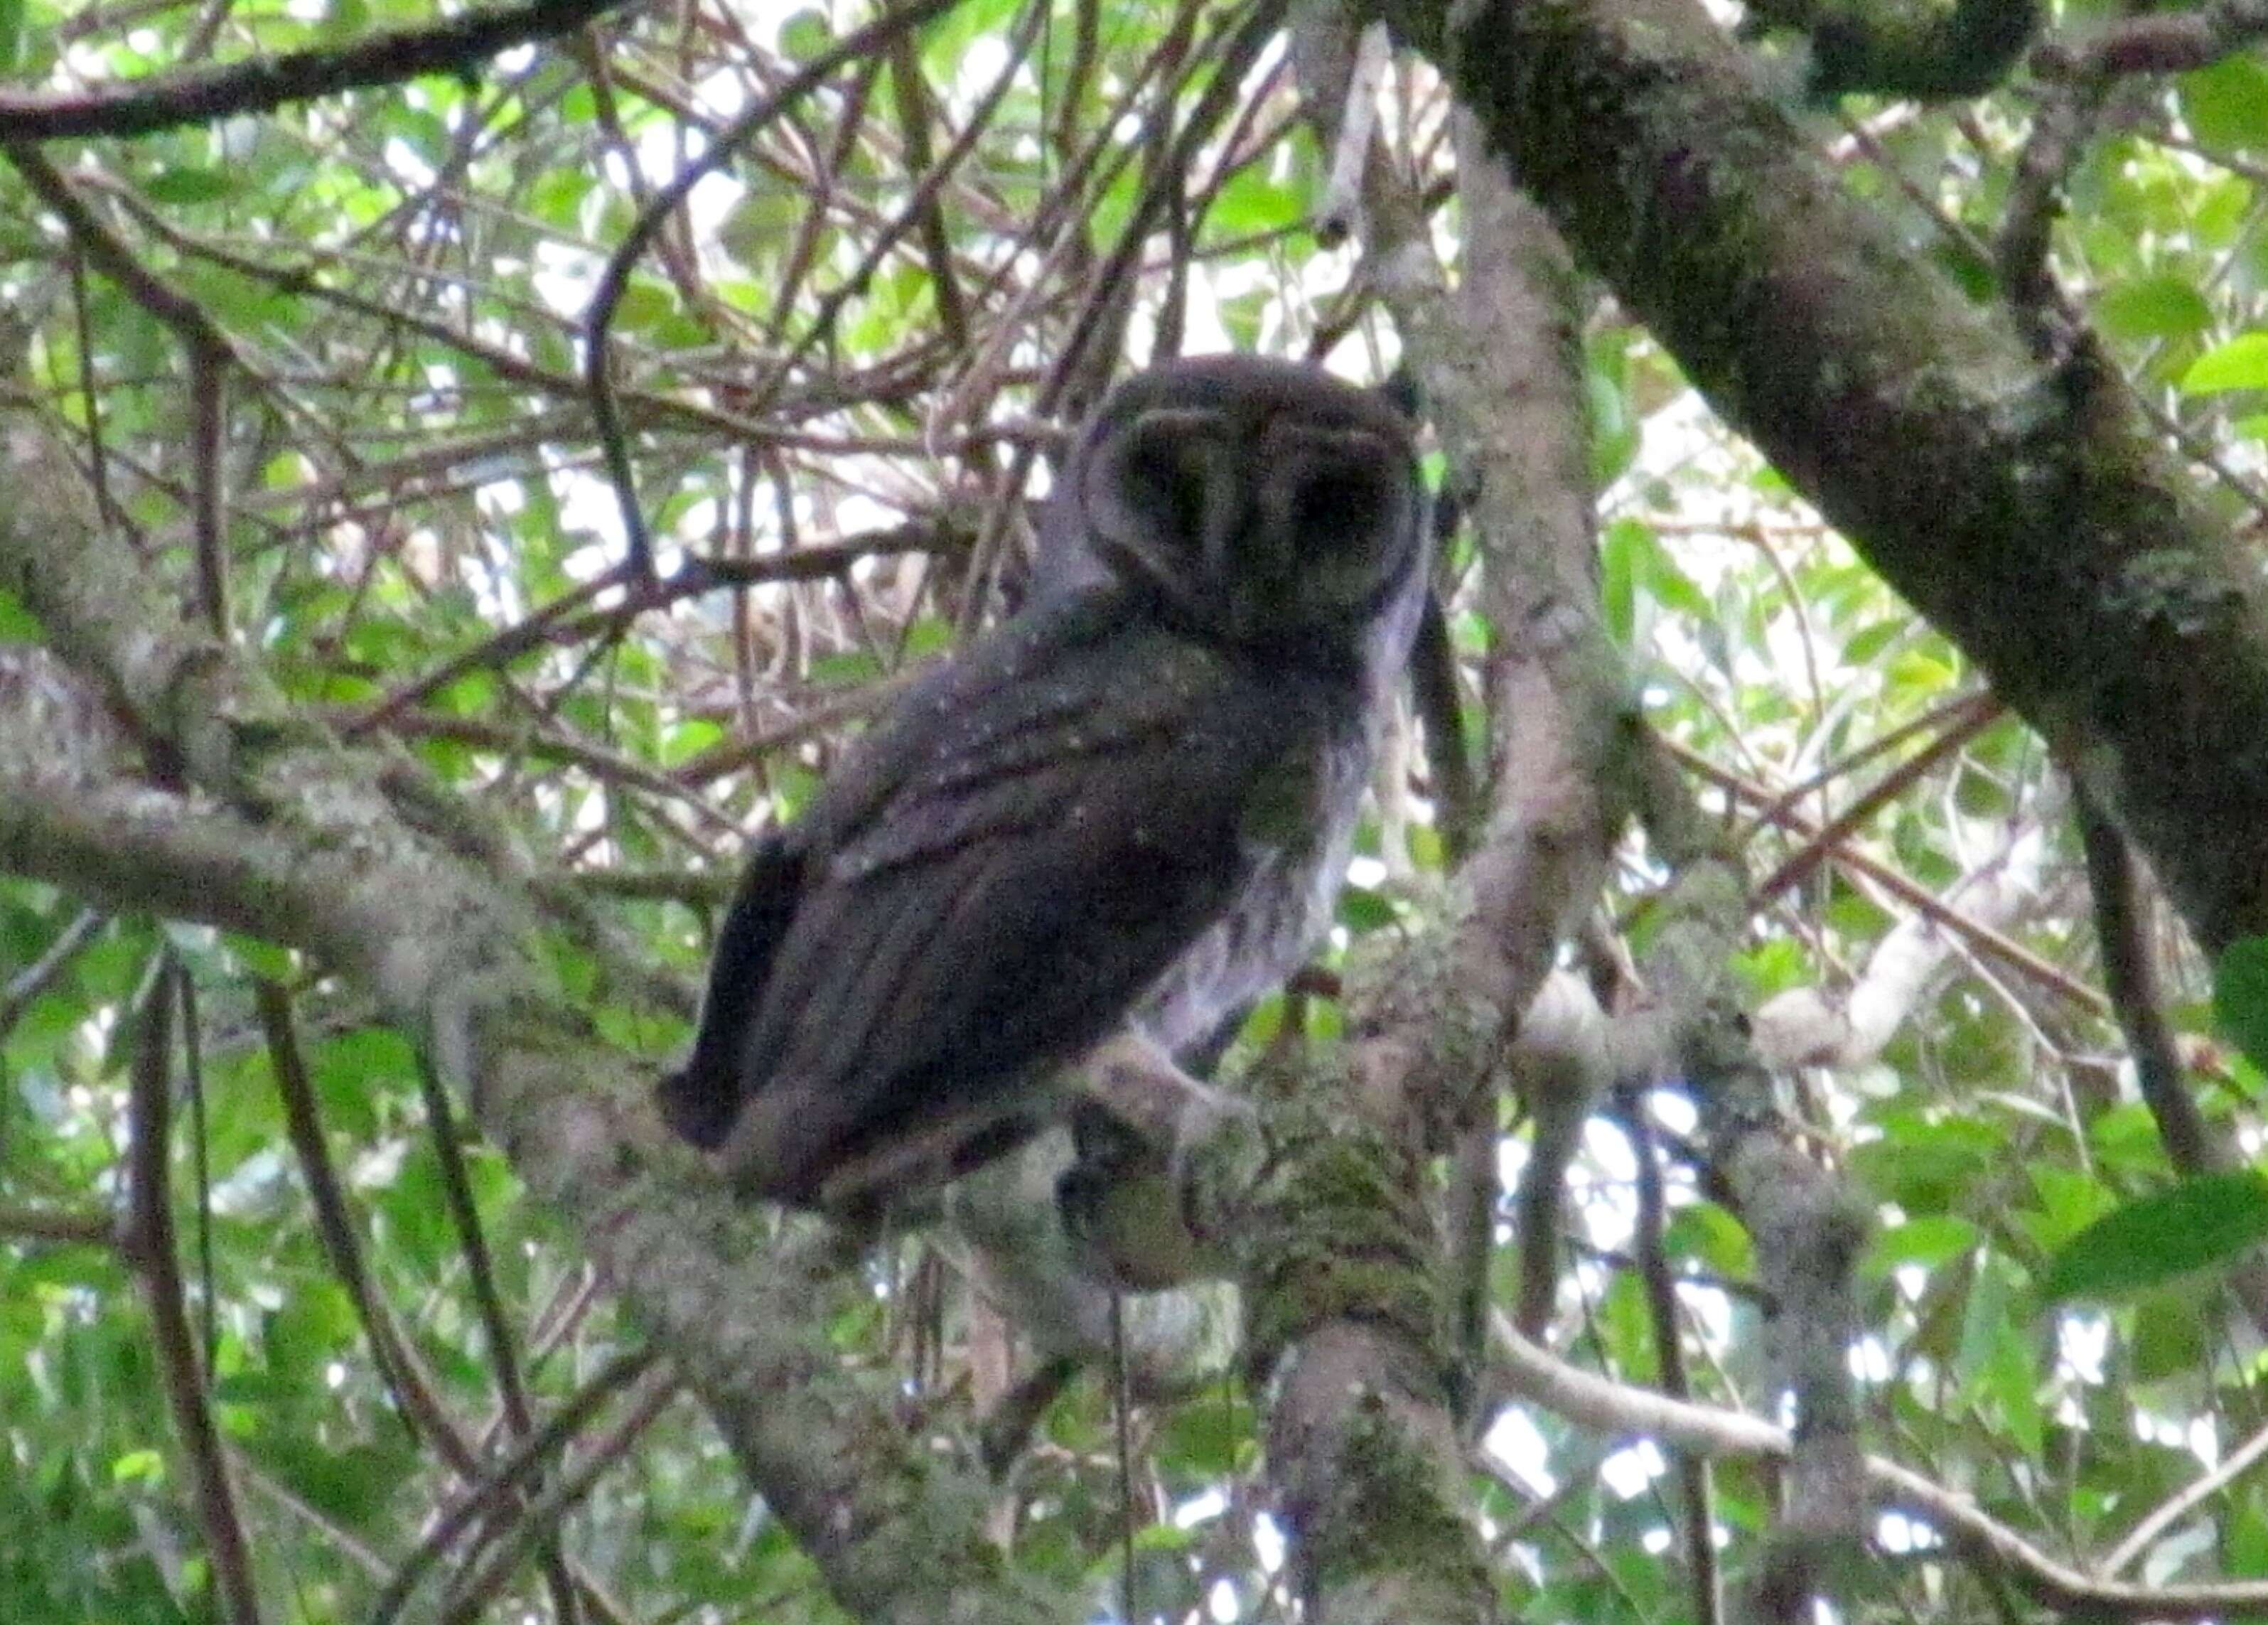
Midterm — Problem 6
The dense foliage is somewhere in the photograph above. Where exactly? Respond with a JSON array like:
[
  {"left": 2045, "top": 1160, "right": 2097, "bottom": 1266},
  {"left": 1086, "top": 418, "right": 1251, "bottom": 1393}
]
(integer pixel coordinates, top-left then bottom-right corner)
[{"left": 5, "top": 1, "right": 2268, "bottom": 1621}]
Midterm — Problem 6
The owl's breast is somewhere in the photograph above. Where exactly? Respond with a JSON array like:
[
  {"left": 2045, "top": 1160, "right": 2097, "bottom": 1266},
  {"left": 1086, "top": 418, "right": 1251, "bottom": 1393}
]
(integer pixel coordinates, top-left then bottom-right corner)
[{"left": 1131, "top": 696, "right": 1372, "bottom": 1055}]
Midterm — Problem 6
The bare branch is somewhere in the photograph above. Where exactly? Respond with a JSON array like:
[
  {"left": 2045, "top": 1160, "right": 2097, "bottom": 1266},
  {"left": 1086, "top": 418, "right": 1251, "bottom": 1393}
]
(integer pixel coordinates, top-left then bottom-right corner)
[
  {"left": 0, "top": 0, "right": 634, "bottom": 140},
  {"left": 124, "top": 958, "right": 263, "bottom": 1625}
]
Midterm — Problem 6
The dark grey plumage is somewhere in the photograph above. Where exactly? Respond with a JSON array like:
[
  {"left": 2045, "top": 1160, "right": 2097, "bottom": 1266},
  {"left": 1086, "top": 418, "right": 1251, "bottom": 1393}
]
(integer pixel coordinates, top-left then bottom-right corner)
[{"left": 658, "top": 354, "right": 1428, "bottom": 1211}]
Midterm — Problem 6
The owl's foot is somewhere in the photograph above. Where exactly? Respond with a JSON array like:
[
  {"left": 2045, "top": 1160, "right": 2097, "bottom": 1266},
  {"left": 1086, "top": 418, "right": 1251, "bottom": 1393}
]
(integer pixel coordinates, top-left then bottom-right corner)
[{"left": 1057, "top": 1034, "right": 1262, "bottom": 1289}]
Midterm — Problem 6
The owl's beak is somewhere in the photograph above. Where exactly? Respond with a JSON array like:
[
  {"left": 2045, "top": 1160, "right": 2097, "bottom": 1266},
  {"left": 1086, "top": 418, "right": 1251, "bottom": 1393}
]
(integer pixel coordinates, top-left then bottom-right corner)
[
  {"left": 1197, "top": 445, "right": 1258, "bottom": 592},
  {"left": 1221, "top": 525, "right": 1297, "bottom": 647}
]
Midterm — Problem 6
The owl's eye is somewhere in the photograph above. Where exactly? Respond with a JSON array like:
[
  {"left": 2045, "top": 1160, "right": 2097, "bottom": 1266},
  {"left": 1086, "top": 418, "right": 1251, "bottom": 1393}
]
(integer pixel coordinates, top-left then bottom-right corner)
[
  {"left": 1293, "top": 469, "right": 1391, "bottom": 545},
  {"left": 1122, "top": 431, "right": 1219, "bottom": 552}
]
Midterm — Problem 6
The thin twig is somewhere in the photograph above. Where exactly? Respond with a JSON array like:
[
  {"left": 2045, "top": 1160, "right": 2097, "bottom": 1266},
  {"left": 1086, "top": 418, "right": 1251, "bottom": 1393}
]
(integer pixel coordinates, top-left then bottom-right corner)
[
  {"left": 583, "top": 0, "right": 964, "bottom": 576},
  {"left": 124, "top": 956, "right": 263, "bottom": 1625},
  {"left": 256, "top": 982, "right": 483, "bottom": 1478},
  {"left": 370, "top": 1349, "right": 664, "bottom": 1625}
]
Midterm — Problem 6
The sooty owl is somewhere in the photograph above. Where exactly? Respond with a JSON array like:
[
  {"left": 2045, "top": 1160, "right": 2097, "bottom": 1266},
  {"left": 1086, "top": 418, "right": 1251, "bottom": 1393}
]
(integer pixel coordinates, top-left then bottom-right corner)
[{"left": 657, "top": 354, "right": 1429, "bottom": 1211}]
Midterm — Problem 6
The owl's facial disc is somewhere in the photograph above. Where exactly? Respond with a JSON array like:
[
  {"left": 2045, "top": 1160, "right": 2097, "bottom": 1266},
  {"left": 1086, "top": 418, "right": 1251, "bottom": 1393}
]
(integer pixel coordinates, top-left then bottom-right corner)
[
  {"left": 1083, "top": 389, "right": 1418, "bottom": 650},
  {"left": 1264, "top": 425, "right": 1408, "bottom": 558},
  {"left": 1089, "top": 407, "right": 1247, "bottom": 608},
  {"left": 1300, "top": 451, "right": 1398, "bottom": 534},
  {"left": 1249, "top": 424, "right": 1416, "bottom": 629}
]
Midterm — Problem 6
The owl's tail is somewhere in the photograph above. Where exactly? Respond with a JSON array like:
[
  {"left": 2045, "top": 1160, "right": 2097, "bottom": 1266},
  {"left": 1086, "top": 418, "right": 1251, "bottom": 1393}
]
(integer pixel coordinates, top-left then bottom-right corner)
[
  {"left": 657, "top": 830, "right": 808, "bottom": 1151},
  {"left": 655, "top": 1061, "right": 739, "bottom": 1150}
]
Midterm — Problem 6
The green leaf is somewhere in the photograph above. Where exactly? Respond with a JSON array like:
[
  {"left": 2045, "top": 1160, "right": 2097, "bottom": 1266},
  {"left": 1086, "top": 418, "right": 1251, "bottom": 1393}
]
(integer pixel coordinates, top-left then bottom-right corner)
[
  {"left": 719, "top": 188, "right": 808, "bottom": 270},
  {"left": 1600, "top": 517, "right": 1640, "bottom": 644},
  {"left": 2130, "top": 1285, "right": 2209, "bottom": 1380},
  {"left": 1849, "top": 1112, "right": 2004, "bottom": 1213},
  {"left": 141, "top": 167, "right": 236, "bottom": 205},
  {"left": 1157, "top": 1394, "right": 1254, "bottom": 1475},
  {"left": 2215, "top": 936, "right": 2268, "bottom": 1073},
  {"left": 1865, "top": 1213, "right": 1979, "bottom": 1275},
  {"left": 2180, "top": 55, "right": 2268, "bottom": 152},
  {"left": 311, "top": 1025, "right": 416, "bottom": 1137},
  {"left": 1208, "top": 166, "right": 1301, "bottom": 235},
  {"left": 1952, "top": 1248, "right": 2015, "bottom": 1380},
  {"left": 1733, "top": 936, "right": 1810, "bottom": 996},
  {"left": 2039, "top": 1171, "right": 2268, "bottom": 1303},
  {"left": 1640, "top": 535, "right": 1709, "bottom": 621},
  {"left": 1886, "top": 648, "right": 1957, "bottom": 691},
  {"left": 527, "top": 168, "right": 592, "bottom": 231},
  {"left": 1979, "top": 1313, "right": 2044, "bottom": 1455},
  {"left": 1586, "top": 363, "right": 1637, "bottom": 486},
  {"left": 1661, "top": 1201, "right": 1753, "bottom": 1279},
  {"left": 609, "top": 279, "right": 678, "bottom": 336},
  {"left": 2231, "top": 1493, "right": 2268, "bottom": 1582},
  {"left": 1336, "top": 885, "right": 1396, "bottom": 931},
  {"left": 778, "top": 6, "right": 835, "bottom": 59},
  {"left": 2089, "top": 1100, "right": 2171, "bottom": 1173},
  {"left": 2014, "top": 1167, "right": 2117, "bottom": 1260},
  {"left": 903, "top": 617, "right": 956, "bottom": 658},
  {"left": 2181, "top": 332, "right": 2268, "bottom": 393},
  {"left": 219, "top": 933, "right": 294, "bottom": 981},
  {"left": 661, "top": 717, "right": 725, "bottom": 766},
  {"left": 109, "top": 1448, "right": 165, "bottom": 1485},
  {"left": 1842, "top": 617, "right": 1906, "bottom": 664},
  {"left": 922, "top": 0, "right": 1021, "bottom": 65},
  {"left": 1131, "top": 1520, "right": 1193, "bottom": 1552},
  {"left": 2093, "top": 275, "right": 2213, "bottom": 341},
  {"left": 809, "top": 650, "right": 881, "bottom": 686},
  {"left": 0, "top": 586, "right": 41, "bottom": 641},
  {"left": 1406, "top": 820, "right": 1445, "bottom": 871}
]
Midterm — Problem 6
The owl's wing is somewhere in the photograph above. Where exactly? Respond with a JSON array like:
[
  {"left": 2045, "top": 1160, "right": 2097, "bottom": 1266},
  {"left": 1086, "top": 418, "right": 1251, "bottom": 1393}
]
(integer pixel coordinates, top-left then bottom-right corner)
[
  {"left": 657, "top": 600, "right": 1122, "bottom": 1152},
  {"left": 691, "top": 605, "right": 1340, "bottom": 1206}
]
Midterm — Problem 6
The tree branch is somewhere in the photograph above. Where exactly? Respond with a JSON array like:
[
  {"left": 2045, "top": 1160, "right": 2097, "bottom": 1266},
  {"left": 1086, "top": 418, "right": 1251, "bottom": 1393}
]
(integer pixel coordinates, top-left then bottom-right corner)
[
  {"left": 1491, "top": 1316, "right": 2268, "bottom": 1620},
  {"left": 0, "top": 0, "right": 635, "bottom": 141},
  {"left": 1375, "top": 0, "right": 2268, "bottom": 958},
  {"left": 0, "top": 398, "right": 1071, "bottom": 1625}
]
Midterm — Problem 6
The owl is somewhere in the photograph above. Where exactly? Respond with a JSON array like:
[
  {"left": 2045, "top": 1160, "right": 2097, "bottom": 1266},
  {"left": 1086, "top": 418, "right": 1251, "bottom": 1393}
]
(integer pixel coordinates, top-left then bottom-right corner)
[{"left": 658, "top": 355, "right": 1429, "bottom": 1212}]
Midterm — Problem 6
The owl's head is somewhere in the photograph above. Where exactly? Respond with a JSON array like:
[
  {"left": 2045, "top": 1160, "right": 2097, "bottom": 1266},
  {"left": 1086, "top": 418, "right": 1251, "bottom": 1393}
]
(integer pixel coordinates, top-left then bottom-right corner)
[{"left": 1049, "top": 355, "right": 1426, "bottom": 663}]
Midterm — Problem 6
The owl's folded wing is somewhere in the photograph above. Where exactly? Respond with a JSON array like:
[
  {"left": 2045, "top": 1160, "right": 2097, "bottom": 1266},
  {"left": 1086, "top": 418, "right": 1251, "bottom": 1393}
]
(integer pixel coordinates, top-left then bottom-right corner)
[
  {"left": 696, "top": 632, "right": 1334, "bottom": 1206},
  {"left": 655, "top": 596, "right": 1138, "bottom": 1154}
]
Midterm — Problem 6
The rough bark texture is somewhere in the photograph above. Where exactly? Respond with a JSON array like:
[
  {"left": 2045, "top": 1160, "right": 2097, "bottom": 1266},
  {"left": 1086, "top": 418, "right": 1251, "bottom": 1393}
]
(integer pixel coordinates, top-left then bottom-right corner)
[
  {"left": 1375, "top": 0, "right": 2268, "bottom": 955},
  {"left": 1233, "top": 1089, "right": 1494, "bottom": 1625}
]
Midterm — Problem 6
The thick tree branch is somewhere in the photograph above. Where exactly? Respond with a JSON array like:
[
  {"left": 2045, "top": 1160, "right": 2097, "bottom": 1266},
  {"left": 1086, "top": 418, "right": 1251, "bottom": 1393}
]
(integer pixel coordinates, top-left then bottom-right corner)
[
  {"left": 0, "top": 413, "right": 1070, "bottom": 1625},
  {"left": 2047, "top": 0, "right": 2268, "bottom": 76},
  {"left": 1375, "top": 0, "right": 2268, "bottom": 958}
]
